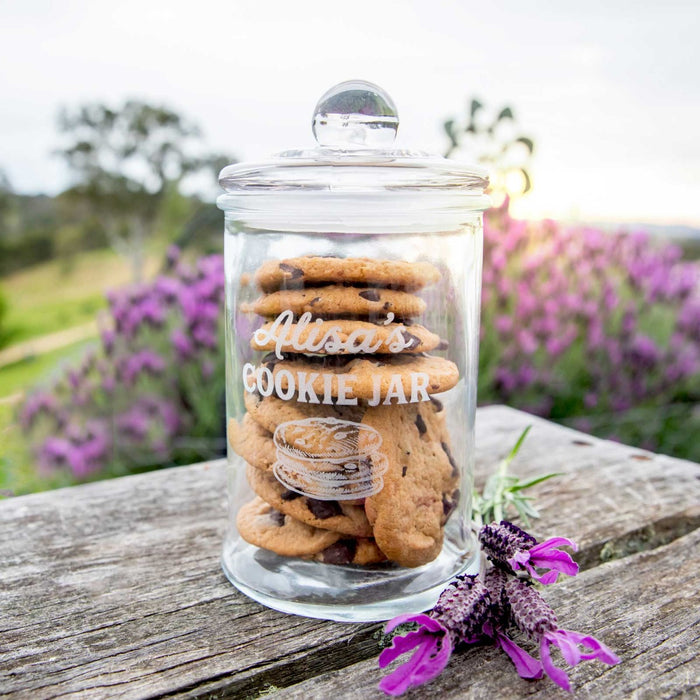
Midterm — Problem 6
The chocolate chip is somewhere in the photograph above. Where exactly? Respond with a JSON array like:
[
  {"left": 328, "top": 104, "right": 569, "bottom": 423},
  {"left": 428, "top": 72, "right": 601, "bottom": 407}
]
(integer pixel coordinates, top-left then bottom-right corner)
[
  {"left": 401, "top": 329, "right": 422, "bottom": 350},
  {"left": 306, "top": 498, "right": 342, "bottom": 519},
  {"left": 415, "top": 413, "right": 427, "bottom": 435},
  {"left": 281, "top": 489, "right": 301, "bottom": 501},
  {"left": 437, "top": 339, "right": 449, "bottom": 350},
  {"left": 430, "top": 396, "right": 444, "bottom": 412},
  {"left": 359, "top": 289, "right": 381, "bottom": 302},
  {"left": 441, "top": 441, "right": 458, "bottom": 477},
  {"left": 279, "top": 262, "right": 304, "bottom": 280},
  {"left": 270, "top": 509, "right": 286, "bottom": 526},
  {"left": 442, "top": 489, "right": 460, "bottom": 518},
  {"left": 261, "top": 352, "right": 283, "bottom": 364},
  {"left": 322, "top": 539, "right": 357, "bottom": 565},
  {"left": 382, "top": 301, "right": 391, "bottom": 310},
  {"left": 401, "top": 466, "right": 408, "bottom": 477}
]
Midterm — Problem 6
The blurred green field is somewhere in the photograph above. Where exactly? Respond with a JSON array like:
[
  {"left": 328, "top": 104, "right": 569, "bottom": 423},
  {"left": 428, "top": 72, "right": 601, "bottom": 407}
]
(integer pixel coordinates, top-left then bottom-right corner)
[
  {"left": 0, "top": 249, "right": 159, "bottom": 495},
  {"left": 0, "top": 339, "right": 97, "bottom": 495},
  {"left": 1, "top": 249, "right": 159, "bottom": 346}
]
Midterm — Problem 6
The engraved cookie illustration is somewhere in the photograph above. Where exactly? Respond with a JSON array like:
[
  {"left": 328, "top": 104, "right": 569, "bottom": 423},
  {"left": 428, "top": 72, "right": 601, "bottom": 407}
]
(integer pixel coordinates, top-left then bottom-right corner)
[{"left": 272, "top": 417, "right": 389, "bottom": 501}]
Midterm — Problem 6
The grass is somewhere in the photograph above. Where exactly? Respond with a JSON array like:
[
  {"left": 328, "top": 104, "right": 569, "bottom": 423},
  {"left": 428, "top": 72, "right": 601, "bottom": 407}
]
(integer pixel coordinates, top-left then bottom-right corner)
[
  {"left": 0, "top": 339, "right": 97, "bottom": 399},
  {"left": 0, "top": 248, "right": 165, "bottom": 495},
  {"left": 1, "top": 249, "right": 160, "bottom": 346},
  {"left": 0, "top": 339, "right": 97, "bottom": 495}
]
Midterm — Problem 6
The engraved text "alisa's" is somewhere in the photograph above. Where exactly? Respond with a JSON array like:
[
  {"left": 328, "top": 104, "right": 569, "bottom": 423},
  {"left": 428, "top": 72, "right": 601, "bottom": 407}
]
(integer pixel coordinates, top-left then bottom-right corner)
[{"left": 253, "top": 310, "right": 414, "bottom": 359}]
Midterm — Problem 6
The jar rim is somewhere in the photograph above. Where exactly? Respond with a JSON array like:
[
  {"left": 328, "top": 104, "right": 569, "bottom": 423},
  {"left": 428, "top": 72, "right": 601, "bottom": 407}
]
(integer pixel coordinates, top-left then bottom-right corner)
[{"left": 219, "top": 151, "right": 489, "bottom": 195}]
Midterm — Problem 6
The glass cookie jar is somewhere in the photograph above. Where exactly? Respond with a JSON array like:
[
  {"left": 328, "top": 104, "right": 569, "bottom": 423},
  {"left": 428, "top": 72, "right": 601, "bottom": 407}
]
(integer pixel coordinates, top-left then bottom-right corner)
[{"left": 218, "top": 80, "right": 489, "bottom": 622}]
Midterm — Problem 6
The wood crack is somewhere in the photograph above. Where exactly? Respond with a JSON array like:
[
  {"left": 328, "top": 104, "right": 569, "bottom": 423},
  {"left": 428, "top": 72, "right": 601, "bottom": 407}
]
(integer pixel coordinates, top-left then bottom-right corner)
[
  {"left": 151, "top": 626, "right": 382, "bottom": 699},
  {"left": 578, "top": 511, "right": 700, "bottom": 571}
]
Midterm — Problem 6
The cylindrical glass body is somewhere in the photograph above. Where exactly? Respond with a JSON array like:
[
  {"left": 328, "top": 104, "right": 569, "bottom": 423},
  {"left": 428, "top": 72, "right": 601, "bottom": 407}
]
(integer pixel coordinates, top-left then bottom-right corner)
[{"left": 219, "top": 192, "right": 484, "bottom": 621}]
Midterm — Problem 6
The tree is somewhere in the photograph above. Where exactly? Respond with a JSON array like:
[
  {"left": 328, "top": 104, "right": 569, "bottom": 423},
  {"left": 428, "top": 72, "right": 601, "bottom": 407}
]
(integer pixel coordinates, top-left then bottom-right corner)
[
  {"left": 56, "top": 101, "right": 230, "bottom": 282},
  {"left": 443, "top": 99, "right": 534, "bottom": 206}
]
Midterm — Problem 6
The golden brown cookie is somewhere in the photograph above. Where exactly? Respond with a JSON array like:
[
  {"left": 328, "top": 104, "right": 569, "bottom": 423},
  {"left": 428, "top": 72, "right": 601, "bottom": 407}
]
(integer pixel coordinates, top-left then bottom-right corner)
[
  {"left": 265, "top": 353, "right": 459, "bottom": 402},
  {"left": 254, "top": 256, "right": 441, "bottom": 293},
  {"left": 236, "top": 497, "right": 341, "bottom": 556},
  {"left": 251, "top": 318, "right": 441, "bottom": 355},
  {"left": 362, "top": 401, "right": 458, "bottom": 568},
  {"left": 243, "top": 391, "right": 366, "bottom": 436},
  {"left": 244, "top": 285, "right": 426, "bottom": 319},
  {"left": 228, "top": 415, "right": 276, "bottom": 472},
  {"left": 246, "top": 465, "right": 373, "bottom": 537},
  {"left": 311, "top": 538, "right": 387, "bottom": 565}
]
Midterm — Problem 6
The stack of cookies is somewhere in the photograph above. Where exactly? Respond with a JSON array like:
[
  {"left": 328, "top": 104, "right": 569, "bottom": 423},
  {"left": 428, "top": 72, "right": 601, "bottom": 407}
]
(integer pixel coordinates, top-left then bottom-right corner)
[{"left": 229, "top": 256, "right": 461, "bottom": 568}]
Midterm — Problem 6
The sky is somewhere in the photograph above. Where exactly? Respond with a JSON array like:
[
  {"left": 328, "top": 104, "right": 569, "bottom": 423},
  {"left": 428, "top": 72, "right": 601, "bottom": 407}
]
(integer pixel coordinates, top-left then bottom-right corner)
[{"left": 1, "top": 0, "right": 699, "bottom": 226}]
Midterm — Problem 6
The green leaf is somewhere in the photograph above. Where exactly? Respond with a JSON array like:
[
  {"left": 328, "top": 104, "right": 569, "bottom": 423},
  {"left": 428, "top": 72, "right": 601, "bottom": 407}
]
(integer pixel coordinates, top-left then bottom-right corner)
[
  {"left": 497, "top": 107, "right": 514, "bottom": 121},
  {"left": 470, "top": 99, "right": 483, "bottom": 118},
  {"left": 505, "top": 426, "right": 532, "bottom": 464},
  {"left": 510, "top": 472, "right": 562, "bottom": 491},
  {"left": 520, "top": 168, "right": 532, "bottom": 194},
  {"left": 515, "top": 136, "right": 534, "bottom": 154}
]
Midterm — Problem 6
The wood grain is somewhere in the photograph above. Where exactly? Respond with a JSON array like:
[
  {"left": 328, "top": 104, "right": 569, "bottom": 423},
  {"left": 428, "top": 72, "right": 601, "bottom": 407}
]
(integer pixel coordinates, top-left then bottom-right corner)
[
  {"left": 0, "top": 406, "right": 697, "bottom": 699},
  {"left": 276, "top": 528, "right": 700, "bottom": 700}
]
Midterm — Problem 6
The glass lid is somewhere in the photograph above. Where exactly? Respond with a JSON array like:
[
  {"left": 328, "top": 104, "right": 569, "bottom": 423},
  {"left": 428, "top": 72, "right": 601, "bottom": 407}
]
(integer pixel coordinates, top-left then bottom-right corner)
[{"left": 218, "top": 80, "right": 489, "bottom": 194}]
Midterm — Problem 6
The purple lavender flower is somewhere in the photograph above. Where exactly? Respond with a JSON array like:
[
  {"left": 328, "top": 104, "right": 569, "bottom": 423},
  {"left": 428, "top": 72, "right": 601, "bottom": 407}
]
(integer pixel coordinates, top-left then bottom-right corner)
[
  {"left": 508, "top": 536, "right": 579, "bottom": 584},
  {"left": 504, "top": 578, "right": 620, "bottom": 691},
  {"left": 121, "top": 350, "right": 166, "bottom": 385},
  {"left": 165, "top": 244, "right": 180, "bottom": 269},
  {"left": 490, "top": 627, "right": 544, "bottom": 680},
  {"left": 171, "top": 327, "right": 194, "bottom": 361},
  {"left": 430, "top": 574, "right": 492, "bottom": 644},
  {"left": 378, "top": 613, "right": 452, "bottom": 697},
  {"left": 19, "top": 392, "right": 58, "bottom": 430},
  {"left": 479, "top": 521, "right": 579, "bottom": 584}
]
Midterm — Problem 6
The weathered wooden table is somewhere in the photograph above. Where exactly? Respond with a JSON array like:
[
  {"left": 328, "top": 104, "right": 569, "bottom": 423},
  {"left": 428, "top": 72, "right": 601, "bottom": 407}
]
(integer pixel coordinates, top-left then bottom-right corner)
[{"left": 2, "top": 406, "right": 698, "bottom": 699}]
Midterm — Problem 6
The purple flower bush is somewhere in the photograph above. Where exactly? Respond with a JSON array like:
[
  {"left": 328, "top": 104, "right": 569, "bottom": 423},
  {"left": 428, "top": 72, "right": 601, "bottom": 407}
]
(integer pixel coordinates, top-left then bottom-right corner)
[
  {"left": 20, "top": 247, "right": 225, "bottom": 481},
  {"left": 19, "top": 201, "right": 700, "bottom": 483},
  {"left": 481, "top": 201, "right": 700, "bottom": 460},
  {"left": 378, "top": 521, "right": 619, "bottom": 695}
]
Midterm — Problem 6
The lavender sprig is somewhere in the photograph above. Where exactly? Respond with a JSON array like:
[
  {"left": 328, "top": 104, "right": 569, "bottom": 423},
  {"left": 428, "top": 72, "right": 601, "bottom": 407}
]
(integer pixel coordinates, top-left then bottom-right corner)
[
  {"left": 378, "top": 523, "right": 618, "bottom": 696},
  {"left": 472, "top": 426, "right": 560, "bottom": 527}
]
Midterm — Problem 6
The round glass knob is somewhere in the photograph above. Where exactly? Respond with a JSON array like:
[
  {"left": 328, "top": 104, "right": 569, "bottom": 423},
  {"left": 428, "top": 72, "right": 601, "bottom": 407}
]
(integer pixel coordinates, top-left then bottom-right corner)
[{"left": 312, "top": 80, "right": 399, "bottom": 149}]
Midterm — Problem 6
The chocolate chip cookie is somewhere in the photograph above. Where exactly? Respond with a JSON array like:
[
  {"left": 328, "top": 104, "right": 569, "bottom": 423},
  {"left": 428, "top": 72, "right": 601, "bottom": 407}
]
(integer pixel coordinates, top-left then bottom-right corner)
[
  {"left": 362, "top": 401, "right": 457, "bottom": 568},
  {"left": 245, "top": 285, "right": 426, "bottom": 319},
  {"left": 228, "top": 414, "right": 276, "bottom": 472},
  {"left": 254, "top": 256, "right": 441, "bottom": 293},
  {"left": 265, "top": 353, "right": 459, "bottom": 402},
  {"left": 251, "top": 318, "right": 441, "bottom": 354},
  {"left": 236, "top": 497, "right": 341, "bottom": 556},
  {"left": 246, "top": 465, "right": 373, "bottom": 537},
  {"left": 243, "top": 391, "right": 366, "bottom": 436},
  {"left": 312, "top": 538, "right": 387, "bottom": 565}
]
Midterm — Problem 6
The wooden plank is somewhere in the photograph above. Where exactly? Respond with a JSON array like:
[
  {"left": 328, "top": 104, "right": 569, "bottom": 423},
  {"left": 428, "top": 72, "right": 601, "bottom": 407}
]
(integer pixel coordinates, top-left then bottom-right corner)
[
  {"left": 271, "top": 527, "right": 700, "bottom": 700},
  {"left": 0, "top": 406, "right": 697, "bottom": 699},
  {"left": 473, "top": 406, "right": 700, "bottom": 570},
  {"left": 0, "top": 461, "right": 378, "bottom": 700}
]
